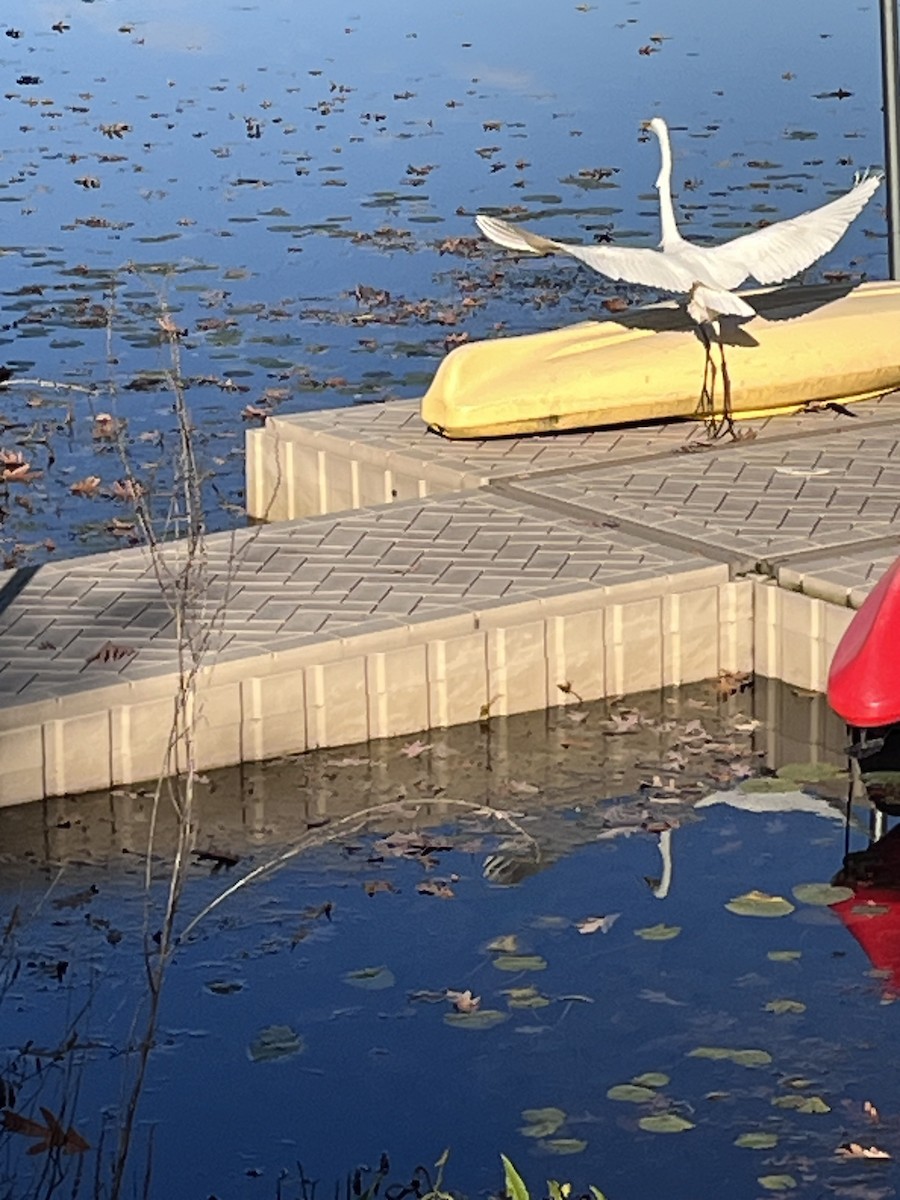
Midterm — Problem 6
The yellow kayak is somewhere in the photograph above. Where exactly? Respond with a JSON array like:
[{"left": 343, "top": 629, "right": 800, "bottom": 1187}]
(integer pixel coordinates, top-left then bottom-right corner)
[{"left": 421, "top": 280, "right": 900, "bottom": 438}]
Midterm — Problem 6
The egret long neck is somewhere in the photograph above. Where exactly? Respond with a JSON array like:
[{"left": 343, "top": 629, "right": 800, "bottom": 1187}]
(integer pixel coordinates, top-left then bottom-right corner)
[{"left": 653, "top": 122, "right": 683, "bottom": 250}]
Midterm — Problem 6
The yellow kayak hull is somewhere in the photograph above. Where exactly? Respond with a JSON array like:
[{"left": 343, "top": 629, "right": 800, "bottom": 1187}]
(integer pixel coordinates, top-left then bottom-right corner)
[{"left": 421, "top": 280, "right": 900, "bottom": 438}]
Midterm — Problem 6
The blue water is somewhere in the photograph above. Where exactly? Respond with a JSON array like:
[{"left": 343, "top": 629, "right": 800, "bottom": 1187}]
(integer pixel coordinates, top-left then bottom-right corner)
[
  {"left": 2, "top": 778, "right": 898, "bottom": 1199},
  {"left": 0, "top": 0, "right": 887, "bottom": 565}
]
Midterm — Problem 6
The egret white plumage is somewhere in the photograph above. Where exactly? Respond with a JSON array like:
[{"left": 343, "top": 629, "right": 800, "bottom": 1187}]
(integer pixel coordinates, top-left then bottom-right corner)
[{"left": 475, "top": 117, "right": 881, "bottom": 434}]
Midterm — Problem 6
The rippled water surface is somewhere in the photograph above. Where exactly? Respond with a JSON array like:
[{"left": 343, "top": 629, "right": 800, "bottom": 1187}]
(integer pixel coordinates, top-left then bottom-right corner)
[
  {"left": 5, "top": 681, "right": 900, "bottom": 1199},
  {"left": 0, "top": 0, "right": 888, "bottom": 564}
]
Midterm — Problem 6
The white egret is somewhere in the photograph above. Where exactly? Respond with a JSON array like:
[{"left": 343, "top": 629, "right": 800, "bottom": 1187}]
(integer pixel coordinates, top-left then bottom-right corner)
[{"left": 475, "top": 117, "right": 882, "bottom": 434}]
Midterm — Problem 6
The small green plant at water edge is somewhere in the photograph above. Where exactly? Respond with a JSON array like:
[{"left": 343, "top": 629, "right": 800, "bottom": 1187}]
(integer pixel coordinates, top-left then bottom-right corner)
[{"left": 501, "top": 1154, "right": 608, "bottom": 1200}]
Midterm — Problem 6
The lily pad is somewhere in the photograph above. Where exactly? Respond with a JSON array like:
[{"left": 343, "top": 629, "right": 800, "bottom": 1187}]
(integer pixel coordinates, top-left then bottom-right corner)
[
  {"left": 726, "top": 890, "right": 795, "bottom": 918},
  {"left": 248, "top": 1024, "right": 304, "bottom": 1063},
  {"left": 738, "top": 777, "right": 802, "bottom": 794},
  {"left": 538, "top": 1138, "right": 587, "bottom": 1155},
  {"left": 776, "top": 761, "right": 845, "bottom": 783},
  {"left": 631, "top": 1072, "right": 670, "bottom": 1088},
  {"left": 638, "top": 1114, "right": 695, "bottom": 1133},
  {"left": 486, "top": 934, "right": 521, "bottom": 953},
  {"left": 493, "top": 954, "right": 548, "bottom": 973},
  {"left": 606, "top": 1084, "right": 657, "bottom": 1103},
  {"left": 735, "top": 1132, "right": 779, "bottom": 1149},
  {"left": 768, "top": 950, "right": 802, "bottom": 962},
  {"left": 520, "top": 1107, "right": 566, "bottom": 1138},
  {"left": 633, "top": 923, "right": 681, "bottom": 941},
  {"left": 689, "top": 1046, "right": 772, "bottom": 1068},
  {"left": 443, "top": 1009, "right": 507, "bottom": 1030},
  {"left": 504, "top": 986, "right": 552, "bottom": 1009},
  {"left": 343, "top": 965, "right": 395, "bottom": 990},
  {"left": 758, "top": 1175, "right": 797, "bottom": 1191},
  {"left": 792, "top": 882, "right": 853, "bottom": 906},
  {"left": 765, "top": 999, "right": 806, "bottom": 1014},
  {"left": 771, "top": 1094, "right": 830, "bottom": 1113}
]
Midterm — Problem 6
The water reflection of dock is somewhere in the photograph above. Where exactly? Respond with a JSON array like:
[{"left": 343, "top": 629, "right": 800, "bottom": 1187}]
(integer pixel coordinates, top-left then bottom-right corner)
[
  {"left": 4, "top": 390, "right": 900, "bottom": 806},
  {"left": 0, "top": 680, "right": 852, "bottom": 878}
]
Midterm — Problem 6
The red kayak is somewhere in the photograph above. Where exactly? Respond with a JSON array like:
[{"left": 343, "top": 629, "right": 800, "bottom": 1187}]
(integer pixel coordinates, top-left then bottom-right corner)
[{"left": 828, "top": 557, "right": 900, "bottom": 728}]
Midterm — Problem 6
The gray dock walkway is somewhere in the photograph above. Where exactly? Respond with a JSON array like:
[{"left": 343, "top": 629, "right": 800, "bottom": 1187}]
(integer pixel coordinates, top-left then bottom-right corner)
[{"left": 3, "top": 394, "right": 900, "bottom": 806}]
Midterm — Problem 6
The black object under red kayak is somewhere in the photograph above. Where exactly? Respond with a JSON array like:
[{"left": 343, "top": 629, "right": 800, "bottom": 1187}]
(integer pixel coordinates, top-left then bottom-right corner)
[{"left": 828, "top": 557, "right": 900, "bottom": 728}]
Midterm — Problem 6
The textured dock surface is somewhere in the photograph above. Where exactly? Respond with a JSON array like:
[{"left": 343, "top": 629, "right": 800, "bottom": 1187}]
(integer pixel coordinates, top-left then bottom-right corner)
[{"left": 3, "top": 392, "right": 900, "bottom": 806}]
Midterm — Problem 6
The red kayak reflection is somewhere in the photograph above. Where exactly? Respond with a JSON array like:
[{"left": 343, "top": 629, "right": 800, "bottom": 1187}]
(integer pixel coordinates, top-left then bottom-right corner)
[{"left": 832, "top": 823, "right": 900, "bottom": 998}]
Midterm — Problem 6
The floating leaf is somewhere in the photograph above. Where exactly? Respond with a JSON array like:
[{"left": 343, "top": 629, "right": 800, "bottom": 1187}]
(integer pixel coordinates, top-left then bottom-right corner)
[
  {"left": 758, "top": 1175, "right": 797, "bottom": 1191},
  {"left": 520, "top": 1107, "right": 566, "bottom": 1138},
  {"left": 343, "top": 965, "right": 395, "bottom": 990},
  {"left": 851, "top": 903, "right": 890, "bottom": 918},
  {"left": 504, "top": 986, "right": 551, "bottom": 1009},
  {"left": 248, "top": 1025, "right": 303, "bottom": 1063},
  {"left": 739, "top": 777, "right": 802, "bottom": 794},
  {"left": 735, "top": 1132, "right": 779, "bottom": 1149},
  {"left": 638, "top": 1114, "right": 694, "bottom": 1133},
  {"left": 631, "top": 1072, "right": 670, "bottom": 1088},
  {"left": 768, "top": 950, "right": 802, "bottom": 962},
  {"left": 577, "top": 913, "right": 620, "bottom": 935},
  {"left": 606, "top": 1084, "right": 656, "bottom": 1103},
  {"left": 726, "top": 891, "right": 794, "bottom": 918},
  {"left": 835, "top": 1142, "right": 891, "bottom": 1160},
  {"left": 633, "top": 923, "right": 681, "bottom": 941},
  {"left": 689, "top": 1046, "right": 772, "bottom": 1068},
  {"left": 772, "top": 1094, "right": 830, "bottom": 1113},
  {"left": 776, "top": 761, "right": 845, "bottom": 783},
  {"left": 539, "top": 1139, "right": 587, "bottom": 1155},
  {"left": 792, "top": 883, "right": 853, "bottom": 906},
  {"left": 765, "top": 999, "right": 806, "bottom": 1014},
  {"left": 444, "top": 1009, "right": 507, "bottom": 1030},
  {"left": 493, "top": 955, "right": 548, "bottom": 973},
  {"left": 206, "top": 979, "right": 244, "bottom": 995},
  {"left": 486, "top": 934, "right": 520, "bottom": 953}
]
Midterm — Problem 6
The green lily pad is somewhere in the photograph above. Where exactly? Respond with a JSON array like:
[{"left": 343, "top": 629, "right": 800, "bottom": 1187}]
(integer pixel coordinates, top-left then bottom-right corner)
[
  {"left": 538, "top": 1138, "right": 587, "bottom": 1155},
  {"left": 631, "top": 1072, "right": 670, "bottom": 1088},
  {"left": 248, "top": 1024, "right": 304, "bottom": 1063},
  {"left": 689, "top": 1046, "right": 773, "bottom": 1068},
  {"left": 486, "top": 934, "right": 520, "bottom": 953},
  {"left": 735, "top": 1132, "right": 779, "bottom": 1149},
  {"left": 493, "top": 954, "right": 548, "bottom": 972},
  {"left": 726, "top": 891, "right": 795, "bottom": 918},
  {"left": 738, "top": 777, "right": 802, "bottom": 794},
  {"left": 638, "top": 1114, "right": 694, "bottom": 1133},
  {"left": 606, "top": 1084, "right": 657, "bottom": 1103},
  {"left": 758, "top": 1175, "right": 797, "bottom": 1191},
  {"left": 776, "top": 761, "right": 845, "bottom": 783},
  {"left": 771, "top": 1094, "right": 830, "bottom": 1113},
  {"left": 520, "top": 1107, "right": 566, "bottom": 1138},
  {"left": 343, "top": 965, "right": 395, "bottom": 990},
  {"left": 851, "top": 904, "right": 890, "bottom": 917},
  {"left": 633, "top": 923, "right": 681, "bottom": 941},
  {"left": 768, "top": 950, "right": 802, "bottom": 962},
  {"left": 792, "top": 882, "right": 853, "bottom": 906},
  {"left": 443, "top": 1009, "right": 507, "bottom": 1030},
  {"left": 765, "top": 998, "right": 806, "bottom": 1014},
  {"left": 504, "top": 986, "right": 552, "bottom": 1009}
]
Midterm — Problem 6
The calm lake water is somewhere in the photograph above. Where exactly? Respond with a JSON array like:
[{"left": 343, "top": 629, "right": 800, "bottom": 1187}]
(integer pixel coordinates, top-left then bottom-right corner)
[
  {"left": 3, "top": 680, "right": 900, "bottom": 1199},
  {"left": 0, "top": 0, "right": 888, "bottom": 565}
]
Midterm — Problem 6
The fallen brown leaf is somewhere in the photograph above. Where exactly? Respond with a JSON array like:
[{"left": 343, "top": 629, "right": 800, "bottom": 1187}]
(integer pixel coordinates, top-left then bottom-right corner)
[
  {"left": 2, "top": 1107, "right": 89, "bottom": 1155},
  {"left": 446, "top": 988, "right": 480, "bottom": 1012},
  {"left": 835, "top": 1142, "right": 891, "bottom": 1160}
]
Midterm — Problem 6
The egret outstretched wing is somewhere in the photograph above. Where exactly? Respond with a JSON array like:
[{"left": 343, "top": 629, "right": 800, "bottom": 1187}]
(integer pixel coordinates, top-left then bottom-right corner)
[
  {"left": 706, "top": 172, "right": 882, "bottom": 288},
  {"left": 475, "top": 212, "right": 695, "bottom": 295}
]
